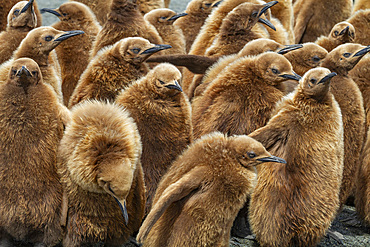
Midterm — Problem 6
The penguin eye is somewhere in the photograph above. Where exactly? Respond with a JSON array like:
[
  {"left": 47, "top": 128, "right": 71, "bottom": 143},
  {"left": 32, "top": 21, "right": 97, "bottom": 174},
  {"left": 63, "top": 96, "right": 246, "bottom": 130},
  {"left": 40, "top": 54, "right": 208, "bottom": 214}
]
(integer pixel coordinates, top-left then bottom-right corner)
[
  {"left": 44, "top": 36, "right": 53, "bottom": 42},
  {"left": 204, "top": 3, "right": 212, "bottom": 7},
  {"left": 160, "top": 16, "right": 167, "bottom": 20},
  {"left": 343, "top": 53, "right": 351, "bottom": 58},
  {"left": 159, "top": 79, "right": 166, "bottom": 85},
  {"left": 334, "top": 31, "right": 339, "bottom": 36},
  {"left": 310, "top": 78, "right": 317, "bottom": 84},
  {"left": 271, "top": 68, "right": 279, "bottom": 74},
  {"left": 312, "top": 56, "right": 320, "bottom": 62},
  {"left": 251, "top": 11, "right": 258, "bottom": 18},
  {"left": 11, "top": 69, "right": 17, "bottom": 76},
  {"left": 13, "top": 9, "right": 20, "bottom": 16},
  {"left": 131, "top": 48, "right": 141, "bottom": 54},
  {"left": 247, "top": 152, "right": 256, "bottom": 159},
  {"left": 31, "top": 71, "right": 38, "bottom": 77}
]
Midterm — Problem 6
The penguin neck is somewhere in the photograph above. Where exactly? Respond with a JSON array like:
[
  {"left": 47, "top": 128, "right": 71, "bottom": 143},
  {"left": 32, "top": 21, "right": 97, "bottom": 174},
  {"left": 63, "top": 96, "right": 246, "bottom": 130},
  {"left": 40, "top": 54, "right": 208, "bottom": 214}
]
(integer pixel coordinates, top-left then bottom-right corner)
[
  {"left": 321, "top": 58, "right": 348, "bottom": 76},
  {"left": 7, "top": 25, "right": 34, "bottom": 33},
  {"left": 108, "top": 0, "right": 141, "bottom": 24},
  {"left": 14, "top": 48, "right": 50, "bottom": 67}
]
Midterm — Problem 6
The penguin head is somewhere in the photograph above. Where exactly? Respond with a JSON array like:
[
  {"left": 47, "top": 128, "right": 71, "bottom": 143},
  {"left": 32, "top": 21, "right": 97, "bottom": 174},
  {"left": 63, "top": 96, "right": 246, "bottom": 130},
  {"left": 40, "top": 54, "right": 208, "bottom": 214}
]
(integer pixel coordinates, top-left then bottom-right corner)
[
  {"left": 147, "top": 63, "right": 183, "bottom": 96},
  {"left": 144, "top": 8, "right": 187, "bottom": 25},
  {"left": 256, "top": 52, "right": 301, "bottom": 85},
  {"left": 329, "top": 21, "right": 355, "bottom": 43},
  {"left": 8, "top": 58, "right": 42, "bottom": 91},
  {"left": 41, "top": 1, "right": 97, "bottom": 25},
  {"left": 283, "top": 43, "right": 328, "bottom": 76},
  {"left": 7, "top": 0, "right": 37, "bottom": 29},
  {"left": 117, "top": 37, "right": 172, "bottom": 64},
  {"left": 238, "top": 38, "right": 303, "bottom": 57},
  {"left": 298, "top": 68, "right": 337, "bottom": 102},
  {"left": 186, "top": 0, "right": 220, "bottom": 16},
  {"left": 325, "top": 43, "right": 370, "bottom": 73}
]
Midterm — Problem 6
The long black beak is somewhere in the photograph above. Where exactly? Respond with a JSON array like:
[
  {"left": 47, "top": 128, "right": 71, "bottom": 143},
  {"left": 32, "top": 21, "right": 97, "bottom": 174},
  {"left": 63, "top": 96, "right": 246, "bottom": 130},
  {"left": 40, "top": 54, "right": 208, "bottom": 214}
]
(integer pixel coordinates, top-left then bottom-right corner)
[
  {"left": 54, "top": 30, "right": 85, "bottom": 42},
  {"left": 257, "top": 155, "right": 287, "bottom": 164},
  {"left": 168, "top": 13, "right": 188, "bottom": 21},
  {"left": 339, "top": 26, "right": 350, "bottom": 36},
  {"left": 20, "top": 0, "right": 34, "bottom": 14},
  {"left": 353, "top": 46, "right": 370, "bottom": 57},
  {"left": 40, "top": 8, "right": 62, "bottom": 17},
  {"left": 16, "top": 66, "right": 32, "bottom": 77},
  {"left": 113, "top": 197, "right": 129, "bottom": 226},
  {"left": 318, "top": 72, "right": 337, "bottom": 84},
  {"left": 258, "top": 1, "right": 278, "bottom": 17},
  {"left": 258, "top": 18, "right": 276, "bottom": 31},
  {"left": 165, "top": 80, "right": 182, "bottom": 92},
  {"left": 213, "top": 0, "right": 224, "bottom": 7},
  {"left": 277, "top": 44, "right": 303, "bottom": 55},
  {"left": 141, "top": 44, "right": 172, "bottom": 55},
  {"left": 279, "top": 72, "right": 301, "bottom": 81}
]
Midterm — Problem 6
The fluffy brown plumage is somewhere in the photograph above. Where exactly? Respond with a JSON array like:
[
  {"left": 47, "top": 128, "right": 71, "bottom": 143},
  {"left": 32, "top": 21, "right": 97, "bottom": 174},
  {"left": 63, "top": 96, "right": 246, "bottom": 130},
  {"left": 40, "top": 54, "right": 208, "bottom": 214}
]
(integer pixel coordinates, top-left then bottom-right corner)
[
  {"left": 270, "top": 0, "right": 294, "bottom": 44},
  {"left": 315, "top": 21, "right": 355, "bottom": 52},
  {"left": 322, "top": 43, "right": 367, "bottom": 206},
  {"left": 249, "top": 67, "right": 344, "bottom": 247},
  {"left": 137, "top": 132, "right": 286, "bottom": 247},
  {"left": 0, "top": 58, "right": 66, "bottom": 246},
  {"left": 91, "top": 0, "right": 163, "bottom": 57},
  {"left": 353, "top": 0, "right": 370, "bottom": 13},
  {"left": 72, "top": 0, "right": 112, "bottom": 25},
  {"left": 174, "top": 0, "right": 221, "bottom": 53},
  {"left": 58, "top": 100, "right": 145, "bottom": 246},
  {"left": 42, "top": 1, "right": 102, "bottom": 106},
  {"left": 144, "top": 8, "right": 186, "bottom": 55},
  {"left": 293, "top": 0, "right": 352, "bottom": 43},
  {"left": 116, "top": 63, "right": 193, "bottom": 214},
  {"left": 192, "top": 52, "right": 300, "bottom": 139},
  {"left": 0, "top": 0, "right": 37, "bottom": 65},
  {"left": 0, "top": 27, "right": 84, "bottom": 104},
  {"left": 137, "top": 0, "right": 165, "bottom": 15},
  {"left": 347, "top": 9, "right": 370, "bottom": 46},
  {"left": 69, "top": 37, "right": 171, "bottom": 108}
]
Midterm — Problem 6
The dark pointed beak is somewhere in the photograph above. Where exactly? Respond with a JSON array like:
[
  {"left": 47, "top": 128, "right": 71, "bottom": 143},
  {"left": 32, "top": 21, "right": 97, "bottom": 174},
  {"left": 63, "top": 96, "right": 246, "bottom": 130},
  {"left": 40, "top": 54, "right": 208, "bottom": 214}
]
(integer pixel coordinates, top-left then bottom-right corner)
[
  {"left": 212, "top": 0, "right": 223, "bottom": 7},
  {"left": 112, "top": 197, "right": 129, "bottom": 226},
  {"left": 168, "top": 13, "right": 188, "bottom": 21},
  {"left": 277, "top": 44, "right": 303, "bottom": 54},
  {"left": 54, "top": 30, "right": 85, "bottom": 42},
  {"left": 279, "top": 72, "right": 301, "bottom": 81},
  {"left": 318, "top": 72, "right": 337, "bottom": 84},
  {"left": 141, "top": 44, "right": 172, "bottom": 55},
  {"left": 20, "top": 0, "right": 34, "bottom": 14},
  {"left": 258, "top": 1, "right": 278, "bottom": 17},
  {"left": 165, "top": 80, "right": 182, "bottom": 92},
  {"left": 353, "top": 46, "right": 370, "bottom": 57},
  {"left": 258, "top": 18, "right": 276, "bottom": 31},
  {"left": 17, "top": 66, "right": 32, "bottom": 77},
  {"left": 339, "top": 26, "right": 350, "bottom": 36},
  {"left": 40, "top": 8, "right": 62, "bottom": 17},
  {"left": 257, "top": 155, "right": 287, "bottom": 164}
]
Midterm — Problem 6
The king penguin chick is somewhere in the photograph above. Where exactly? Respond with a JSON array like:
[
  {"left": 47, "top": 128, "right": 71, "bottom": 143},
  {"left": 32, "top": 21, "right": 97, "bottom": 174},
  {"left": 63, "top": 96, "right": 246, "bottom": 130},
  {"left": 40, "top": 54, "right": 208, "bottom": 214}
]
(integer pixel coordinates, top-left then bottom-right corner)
[
  {"left": 0, "top": 27, "right": 85, "bottom": 104},
  {"left": 192, "top": 52, "right": 300, "bottom": 139},
  {"left": 347, "top": 9, "right": 370, "bottom": 46},
  {"left": 315, "top": 21, "right": 355, "bottom": 52},
  {"left": 353, "top": 0, "right": 370, "bottom": 13},
  {"left": 0, "top": 58, "right": 67, "bottom": 246},
  {"left": 72, "top": 0, "right": 112, "bottom": 25},
  {"left": 58, "top": 100, "right": 145, "bottom": 247},
  {"left": 249, "top": 67, "right": 344, "bottom": 247},
  {"left": 144, "top": 8, "right": 187, "bottom": 55},
  {"left": 116, "top": 63, "right": 193, "bottom": 214},
  {"left": 136, "top": 132, "right": 286, "bottom": 247},
  {"left": 0, "top": 0, "right": 37, "bottom": 65},
  {"left": 174, "top": 0, "right": 222, "bottom": 53},
  {"left": 293, "top": 0, "right": 353, "bottom": 43},
  {"left": 321, "top": 43, "right": 368, "bottom": 206},
  {"left": 91, "top": 0, "right": 163, "bottom": 57},
  {"left": 69, "top": 37, "right": 171, "bottom": 108},
  {"left": 42, "top": 1, "right": 102, "bottom": 106},
  {"left": 270, "top": 0, "right": 294, "bottom": 44},
  {"left": 137, "top": 0, "right": 165, "bottom": 15}
]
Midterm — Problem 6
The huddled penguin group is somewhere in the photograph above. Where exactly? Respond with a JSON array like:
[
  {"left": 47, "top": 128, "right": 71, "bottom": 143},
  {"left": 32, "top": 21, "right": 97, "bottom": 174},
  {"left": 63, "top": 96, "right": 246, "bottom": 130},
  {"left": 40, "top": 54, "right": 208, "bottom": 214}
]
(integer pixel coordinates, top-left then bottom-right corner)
[{"left": 0, "top": 0, "right": 368, "bottom": 246}]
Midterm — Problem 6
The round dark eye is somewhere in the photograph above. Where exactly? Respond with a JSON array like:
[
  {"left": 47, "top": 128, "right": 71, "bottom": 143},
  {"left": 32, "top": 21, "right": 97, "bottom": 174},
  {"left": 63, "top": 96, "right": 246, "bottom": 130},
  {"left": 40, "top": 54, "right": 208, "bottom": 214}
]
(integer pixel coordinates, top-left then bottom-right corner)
[
  {"left": 247, "top": 152, "right": 256, "bottom": 159},
  {"left": 159, "top": 79, "right": 165, "bottom": 85},
  {"left": 310, "top": 78, "right": 317, "bottom": 84},
  {"left": 13, "top": 9, "right": 20, "bottom": 16},
  {"left": 11, "top": 69, "right": 17, "bottom": 76},
  {"left": 343, "top": 53, "right": 351, "bottom": 58},
  {"left": 251, "top": 11, "right": 258, "bottom": 18},
  {"left": 334, "top": 31, "right": 339, "bottom": 36},
  {"left": 160, "top": 16, "right": 167, "bottom": 20},
  {"left": 44, "top": 36, "right": 53, "bottom": 42},
  {"left": 271, "top": 68, "right": 279, "bottom": 74},
  {"left": 32, "top": 71, "right": 38, "bottom": 76},
  {"left": 312, "top": 55, "right": 320, "bottom": 62},
  {"left": 132, "top": 48, "right": 140, "bottom": 54}
]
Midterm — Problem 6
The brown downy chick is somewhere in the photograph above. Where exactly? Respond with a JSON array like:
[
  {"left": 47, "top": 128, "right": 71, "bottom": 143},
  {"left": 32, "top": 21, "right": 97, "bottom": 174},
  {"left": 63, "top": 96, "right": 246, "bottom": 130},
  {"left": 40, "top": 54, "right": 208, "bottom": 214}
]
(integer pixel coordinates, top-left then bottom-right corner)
[
  {"left": 0, "top": 58, "right": 66, "bottom": 246},
  {"left": 58, "top": 100, "right": 145, "bottom": 246},
  {"left": 270, "top": 0, "right": 294, "bottom": 44},
  {"left": 321, "top": 43, "right": 368, "bottom": 206},
  {"left": 137, "top": 132, "right": 286, "bottom": 247},
  {"left": 192, "top": 52, "right": 300, "bottom": 139},
  {"left": 174, "top": 0, "right": 223, "bottom": 53},
  {"left": 261, "top": 16, "right": 290, "bottom": 45},
  {"left": 0, "top": 0, "right": 37, "bottom": 65},
  {"left": 0, "top": 27, "right": 84, "bottom": 104},
  {"left": 144, "top": 9, "right": 187, "bottom": 55},
  {"left": 137, "top": 0, "right": 165, "bottom": 15},
  {"left": 316, "top": 21, "right": 355, "bottom": 52},
  {"left": 69, "top": 37, "right": 171, "bottom": 108},
  {"left": 42, "top": 1, "right": 102, "bottom": 106},
  {"left": 72, "top": 0, "right": 112, "bottom": 25},
  {"left": 91, "top": 0, "right": 163, "bottom": 57},
  {"left": 205, "top": 1, "right": 278, "bottom": 57},
  {"left": 353, "top": 0, "right": 370, "bottom": 13},
  {"left": 283, "top": 42, "right": 328, "bottom": 76},
  {"left": 347, "top": 9, "right": 370, "bottom": 46},
  {"left": 293, "top": 0, "right": 353, "bottom": 43},
  {"left": 249, "top": 68, "right": 344, "bottom": 247},
  {"left": 116, "top": 63, "right": 193, "bottom": 214}
]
